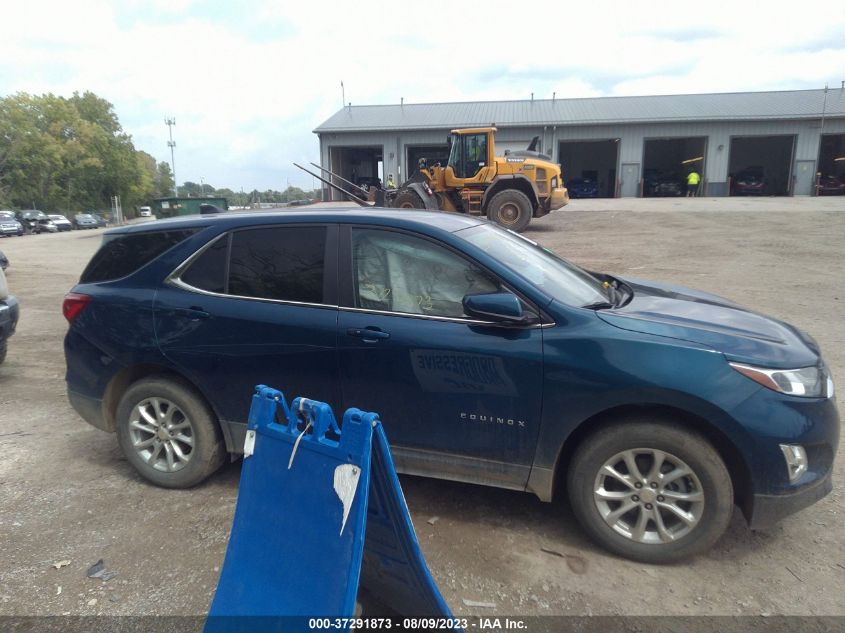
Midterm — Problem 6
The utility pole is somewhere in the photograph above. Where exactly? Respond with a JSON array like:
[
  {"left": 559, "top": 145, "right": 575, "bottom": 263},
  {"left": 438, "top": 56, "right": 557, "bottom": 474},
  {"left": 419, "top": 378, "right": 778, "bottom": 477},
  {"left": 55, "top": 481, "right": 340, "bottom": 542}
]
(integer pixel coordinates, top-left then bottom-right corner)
[{"left": 165, "top": 117, "right": 177, "bottom": 197}]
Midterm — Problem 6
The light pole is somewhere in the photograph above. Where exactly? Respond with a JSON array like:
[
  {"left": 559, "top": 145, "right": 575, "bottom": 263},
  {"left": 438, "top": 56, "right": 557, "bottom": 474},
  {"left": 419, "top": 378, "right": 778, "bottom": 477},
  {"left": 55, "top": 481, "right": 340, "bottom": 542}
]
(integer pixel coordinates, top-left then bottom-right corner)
[{"left": 165, "top": 117, "right": 177, "bottom": 197}]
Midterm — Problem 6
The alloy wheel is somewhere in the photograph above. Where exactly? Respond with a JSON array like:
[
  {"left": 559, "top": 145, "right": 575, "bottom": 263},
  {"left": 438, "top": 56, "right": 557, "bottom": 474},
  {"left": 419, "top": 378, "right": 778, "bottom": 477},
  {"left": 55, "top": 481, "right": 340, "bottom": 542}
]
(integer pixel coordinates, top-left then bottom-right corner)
[
  {"left": 593, "top": 448, "right": 704, "bottom": 544},
  {"left": 128, "top": 397, "right": 195, "bottom": 472}
]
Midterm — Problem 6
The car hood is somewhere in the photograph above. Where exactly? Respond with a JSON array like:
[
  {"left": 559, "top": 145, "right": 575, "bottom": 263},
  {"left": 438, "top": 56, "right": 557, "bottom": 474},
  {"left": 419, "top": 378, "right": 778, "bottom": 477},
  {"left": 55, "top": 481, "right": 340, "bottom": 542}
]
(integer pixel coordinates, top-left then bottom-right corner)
[{"left": 595, "top": 276, "right": 819, "bottom": 368}]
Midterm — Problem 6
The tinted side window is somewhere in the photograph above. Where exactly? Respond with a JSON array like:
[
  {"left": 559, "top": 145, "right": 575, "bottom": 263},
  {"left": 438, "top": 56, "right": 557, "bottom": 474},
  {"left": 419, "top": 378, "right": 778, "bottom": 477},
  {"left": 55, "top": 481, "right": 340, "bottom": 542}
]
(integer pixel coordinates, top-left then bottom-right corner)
[
  {"left": 81, "top": 229, "right": 198, "bottom": 283},
  {"left": 228, "top": 227, "right": 326, "bottom": 304},
  {"left": 352, "top": 229, "right": 499, "bottom": 318},
  {"left": 181, "top": 235, "right": 229, "bottom": 294}
]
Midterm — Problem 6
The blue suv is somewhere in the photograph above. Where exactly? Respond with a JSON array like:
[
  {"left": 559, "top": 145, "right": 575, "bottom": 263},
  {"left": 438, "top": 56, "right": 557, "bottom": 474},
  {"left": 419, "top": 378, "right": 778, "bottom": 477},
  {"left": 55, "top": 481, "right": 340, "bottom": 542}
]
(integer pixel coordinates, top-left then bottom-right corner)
[{"left": 64, "top": 209, "right": 838, "bottom": 563}]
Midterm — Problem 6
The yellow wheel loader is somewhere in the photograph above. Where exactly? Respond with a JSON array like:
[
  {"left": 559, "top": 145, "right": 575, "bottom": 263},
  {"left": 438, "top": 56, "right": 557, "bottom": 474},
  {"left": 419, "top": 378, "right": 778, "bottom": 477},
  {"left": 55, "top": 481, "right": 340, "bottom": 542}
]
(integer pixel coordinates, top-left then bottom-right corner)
[{"left": 296, "top": 127, "right": 569, "bottom": 232}]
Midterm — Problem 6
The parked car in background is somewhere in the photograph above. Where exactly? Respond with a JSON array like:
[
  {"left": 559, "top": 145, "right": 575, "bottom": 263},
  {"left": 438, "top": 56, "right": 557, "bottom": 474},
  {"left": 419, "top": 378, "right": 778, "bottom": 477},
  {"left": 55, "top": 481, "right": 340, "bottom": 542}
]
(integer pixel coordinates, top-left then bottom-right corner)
[
  {"left": 139, "top": 206, "right": 153, "bottom": 217},
  {"left": 92, "top": 213, "right": 109, "bottom": 228},
  {"left": 0, "top": 250, "right": 7, "bottom": 270},
  {"left": 567, "top": 178, "right": 599, "bottom": 199},
  {"left": 64, "top": 209, "right": 839, "bottom": 563},
  {"left": 48, "top": 214, "right": 73, "bottom": 232},
  {"left": 0, "top": 265, "right": 18, "bottom": 364},
  {"left": 0, "top": 212, "right": 24, "bottom": 237},
  {"left": 646, "top": 173, "right": 683, "bottom": 197},
  {"left": 16, "top": 210, "right": 51, "bottom": 234},
  {"left": 72, "top": 214, "right": 99, "bottom": 230},
  {"left": 732, "top": 168, "right": 766, "bottom": 195},
  {"left": 817, "top": 175, "right": 845, "bottom": 196}
]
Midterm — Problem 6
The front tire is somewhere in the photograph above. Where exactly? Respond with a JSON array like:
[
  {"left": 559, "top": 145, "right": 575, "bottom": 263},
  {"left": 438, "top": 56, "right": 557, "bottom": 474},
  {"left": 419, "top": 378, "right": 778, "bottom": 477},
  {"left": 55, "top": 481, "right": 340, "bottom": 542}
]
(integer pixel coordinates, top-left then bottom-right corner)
[
  {"left": 0, "top": 340, "right": 6, "bottom": 364},
  {"left": 116, "top": 376, "right": 226, "bottom": 488},
  {"left": 485, "top": 189, "right": 532, "bottom": 232},
  {"left": 567, "top": 418, "right": 733, "bottom": 563},
  {"left": 393, "top": 190, "right": 425, "bottom": 209}
]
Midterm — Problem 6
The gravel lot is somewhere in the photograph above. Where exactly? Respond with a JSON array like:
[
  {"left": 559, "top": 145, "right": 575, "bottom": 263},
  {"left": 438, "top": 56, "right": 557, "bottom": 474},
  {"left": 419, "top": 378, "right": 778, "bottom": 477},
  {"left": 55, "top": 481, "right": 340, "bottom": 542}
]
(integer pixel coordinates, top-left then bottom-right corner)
[{"left": 0, "top": 197, "right": 843, "bottom": 619}]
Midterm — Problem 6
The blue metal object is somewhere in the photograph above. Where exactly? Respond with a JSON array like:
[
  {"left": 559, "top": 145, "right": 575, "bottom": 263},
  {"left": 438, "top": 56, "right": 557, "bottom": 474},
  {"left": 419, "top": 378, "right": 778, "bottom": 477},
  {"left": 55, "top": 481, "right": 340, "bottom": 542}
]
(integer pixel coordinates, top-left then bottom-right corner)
[
  {"left": 206, "top": 386, "right": 457, "bottom": 631},
  {"left": 360, "top": 423, "right": 455, "bottom": 616}
]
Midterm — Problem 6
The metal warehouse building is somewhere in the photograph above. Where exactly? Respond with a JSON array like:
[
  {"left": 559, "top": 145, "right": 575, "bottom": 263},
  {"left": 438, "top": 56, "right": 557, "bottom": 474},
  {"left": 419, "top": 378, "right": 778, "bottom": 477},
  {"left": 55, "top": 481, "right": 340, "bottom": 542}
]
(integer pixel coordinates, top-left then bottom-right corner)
[{"left": 314, "top": 88, "right": 845, "bottom": 198}]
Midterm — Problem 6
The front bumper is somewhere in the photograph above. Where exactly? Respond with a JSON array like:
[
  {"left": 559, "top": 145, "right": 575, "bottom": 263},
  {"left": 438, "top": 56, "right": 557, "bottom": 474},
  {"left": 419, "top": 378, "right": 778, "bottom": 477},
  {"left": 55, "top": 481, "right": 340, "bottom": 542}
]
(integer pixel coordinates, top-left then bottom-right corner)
[
  {"left": 0, "top": 226, "right": 21, "bottom": 236},
  {"left": 748, "top": 472, "right": 833, "bottom": 529}
]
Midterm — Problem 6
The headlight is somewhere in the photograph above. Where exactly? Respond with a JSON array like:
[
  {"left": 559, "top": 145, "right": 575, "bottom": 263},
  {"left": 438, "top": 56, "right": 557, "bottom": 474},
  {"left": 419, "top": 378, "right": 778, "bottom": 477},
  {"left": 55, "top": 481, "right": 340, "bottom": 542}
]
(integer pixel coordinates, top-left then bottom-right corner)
[{"left": 730, "top": 362, "right": 833, "bottom": 398}]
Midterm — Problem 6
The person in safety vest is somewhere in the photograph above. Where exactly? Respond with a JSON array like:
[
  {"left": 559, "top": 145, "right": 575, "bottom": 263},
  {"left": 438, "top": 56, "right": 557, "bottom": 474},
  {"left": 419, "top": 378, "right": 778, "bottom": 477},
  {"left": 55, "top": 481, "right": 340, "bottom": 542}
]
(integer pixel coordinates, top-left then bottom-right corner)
[{"left": 686, "top": 170, "right": 701, "bottom": 197}]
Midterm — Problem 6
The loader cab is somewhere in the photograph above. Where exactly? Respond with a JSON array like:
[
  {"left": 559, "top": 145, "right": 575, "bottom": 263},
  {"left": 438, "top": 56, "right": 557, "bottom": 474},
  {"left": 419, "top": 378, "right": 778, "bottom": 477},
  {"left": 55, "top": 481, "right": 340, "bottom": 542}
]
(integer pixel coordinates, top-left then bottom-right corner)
[{"left": 446, "top": 128, "right": 495, "bottom": 183}]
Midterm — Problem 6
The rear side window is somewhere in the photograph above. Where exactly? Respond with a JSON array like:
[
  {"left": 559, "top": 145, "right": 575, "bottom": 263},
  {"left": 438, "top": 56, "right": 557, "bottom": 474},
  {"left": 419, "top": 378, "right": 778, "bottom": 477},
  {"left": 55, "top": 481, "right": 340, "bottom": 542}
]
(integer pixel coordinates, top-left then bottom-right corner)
[
  {"left": 80, "top": 229, "right": 198, "bottom": 283},
  {"left": 228, "top": 227, "right": 326, "bottom": 304},
  {"left": 180, "top": 235, "right": 229, "bottom": 294}
]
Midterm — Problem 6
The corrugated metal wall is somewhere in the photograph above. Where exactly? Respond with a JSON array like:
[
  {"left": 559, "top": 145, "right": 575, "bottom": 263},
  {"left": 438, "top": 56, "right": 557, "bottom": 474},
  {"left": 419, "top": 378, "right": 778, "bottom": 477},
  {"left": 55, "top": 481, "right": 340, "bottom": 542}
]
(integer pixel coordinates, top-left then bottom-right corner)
[{"left": 319, "top": 118, "right": 845, "bottom": 197}]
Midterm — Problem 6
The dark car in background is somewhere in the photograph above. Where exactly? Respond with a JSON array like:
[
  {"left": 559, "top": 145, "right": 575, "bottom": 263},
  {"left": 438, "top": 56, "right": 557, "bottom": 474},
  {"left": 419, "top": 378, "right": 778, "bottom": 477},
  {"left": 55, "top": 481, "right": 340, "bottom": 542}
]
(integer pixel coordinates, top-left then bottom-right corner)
[
  {"left": 646, "top": 172, "right": 683, "bottom": 197},
  {"left": 567, "top": 178, "right": 599, "bottom": 199},
  {"left": 92, "top": 213, "right": 109, "bottom": 228},
  {"left": 64, "top": 209, "right": 839, "bottom": 564},
  {"left": 732, "top": 168, "right": 766, "bottom": 195},
  {"left": 0, "top": 265, "right": 18, "bottom": 364},
  {"left": 16, "top": 210, "right": 53, "bottom": 234},
  {"left": 73, "top": 214, "right": 99, "bottom": 230},
  {"left": 0, "top": 212, "right": 24, "bottom": 237},
  {"left": 817, "top": 175, "right": 845, "bottom": 196}
]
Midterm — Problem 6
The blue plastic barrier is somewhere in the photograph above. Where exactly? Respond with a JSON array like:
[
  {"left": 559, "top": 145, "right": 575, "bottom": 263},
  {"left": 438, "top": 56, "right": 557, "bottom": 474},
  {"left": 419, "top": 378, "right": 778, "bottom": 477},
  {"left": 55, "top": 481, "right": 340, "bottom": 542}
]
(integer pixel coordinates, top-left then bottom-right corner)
[{"left": 206, "top": 385, "right": 458, "bottom": 632}]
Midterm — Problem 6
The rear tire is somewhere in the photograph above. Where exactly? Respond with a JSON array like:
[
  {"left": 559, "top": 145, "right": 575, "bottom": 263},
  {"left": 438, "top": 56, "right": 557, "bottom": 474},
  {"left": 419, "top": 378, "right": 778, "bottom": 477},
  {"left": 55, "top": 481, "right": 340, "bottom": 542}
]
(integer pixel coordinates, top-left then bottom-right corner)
[
  {"left": 0, "top": 340, "right": 7, "bottom": 364},
  {"left": 393, "top": 190, "right": 425, "bottom": 209},
  {"left": 485, "top": 189, "right": 532, "bottom": 232},
  {"left": 567, "top": 417, "right": 733, "bottom": 563},
  {"left": 116, "top": 376, "right": 226, "bottom": 488}
]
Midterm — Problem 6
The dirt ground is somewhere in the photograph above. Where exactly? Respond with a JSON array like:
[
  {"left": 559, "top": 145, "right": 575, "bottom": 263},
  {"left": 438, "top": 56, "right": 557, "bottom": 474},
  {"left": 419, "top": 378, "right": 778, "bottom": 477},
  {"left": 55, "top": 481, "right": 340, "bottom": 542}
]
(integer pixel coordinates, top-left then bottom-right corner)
[{"left": 0, "top": 197, "right": 844, "bottom": 619}]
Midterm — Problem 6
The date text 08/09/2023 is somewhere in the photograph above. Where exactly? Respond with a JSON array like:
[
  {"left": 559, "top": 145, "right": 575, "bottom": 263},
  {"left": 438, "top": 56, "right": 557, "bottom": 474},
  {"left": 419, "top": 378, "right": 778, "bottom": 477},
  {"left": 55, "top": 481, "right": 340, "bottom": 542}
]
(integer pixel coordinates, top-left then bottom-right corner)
[{"left": 307, "top": 617, "right": 528, "bottom": 630}]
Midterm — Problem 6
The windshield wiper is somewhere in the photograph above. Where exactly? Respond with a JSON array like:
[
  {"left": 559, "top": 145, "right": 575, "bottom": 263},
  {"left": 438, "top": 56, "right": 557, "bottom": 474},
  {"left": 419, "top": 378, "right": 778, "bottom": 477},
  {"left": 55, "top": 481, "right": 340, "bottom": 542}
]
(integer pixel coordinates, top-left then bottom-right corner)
[{"left": 583, "top": 301, "right": 615, "bottom": 310}]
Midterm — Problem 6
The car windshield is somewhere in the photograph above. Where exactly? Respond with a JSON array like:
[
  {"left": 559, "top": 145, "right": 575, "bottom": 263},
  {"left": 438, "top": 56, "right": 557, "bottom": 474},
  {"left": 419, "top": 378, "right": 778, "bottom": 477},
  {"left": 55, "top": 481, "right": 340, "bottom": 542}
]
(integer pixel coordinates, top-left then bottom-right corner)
[
  {"left": 0, "top": 212, "right": 14, "bottom": 219},
  {"left": 458, "top": 223, "right": 608, "bottom": 307},
  {"left": 77, "top": 214, "right": 93, "bottom": 219}
]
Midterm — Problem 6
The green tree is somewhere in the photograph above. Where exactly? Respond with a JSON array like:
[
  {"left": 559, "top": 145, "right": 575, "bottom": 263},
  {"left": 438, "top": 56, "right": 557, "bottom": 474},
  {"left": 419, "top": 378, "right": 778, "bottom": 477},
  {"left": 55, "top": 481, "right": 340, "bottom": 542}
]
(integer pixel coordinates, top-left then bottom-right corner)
[
  {"left": 0, "top": 91, "right": 156, "bottom": 212},
  {"left": 156, "top": 162, "right": 175, "bottom": 198}
]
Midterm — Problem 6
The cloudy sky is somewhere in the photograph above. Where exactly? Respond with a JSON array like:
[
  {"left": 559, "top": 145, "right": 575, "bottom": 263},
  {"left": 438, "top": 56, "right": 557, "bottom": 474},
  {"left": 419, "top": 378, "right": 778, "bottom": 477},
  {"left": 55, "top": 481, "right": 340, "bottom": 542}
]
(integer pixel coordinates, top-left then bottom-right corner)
[{"left": 2, "top": 0, "right": 843, "bottom": 191}]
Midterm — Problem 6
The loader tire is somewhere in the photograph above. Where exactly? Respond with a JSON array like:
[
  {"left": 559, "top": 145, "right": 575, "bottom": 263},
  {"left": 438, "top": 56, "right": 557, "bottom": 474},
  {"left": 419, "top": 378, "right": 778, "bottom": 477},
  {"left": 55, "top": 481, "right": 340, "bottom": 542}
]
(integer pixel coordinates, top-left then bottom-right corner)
[
  {"left": 394, "top": 190, "right": 425, "bottom": 209},
  {"left": 486, "top": 189, "right": 532, "bottom": 232}
]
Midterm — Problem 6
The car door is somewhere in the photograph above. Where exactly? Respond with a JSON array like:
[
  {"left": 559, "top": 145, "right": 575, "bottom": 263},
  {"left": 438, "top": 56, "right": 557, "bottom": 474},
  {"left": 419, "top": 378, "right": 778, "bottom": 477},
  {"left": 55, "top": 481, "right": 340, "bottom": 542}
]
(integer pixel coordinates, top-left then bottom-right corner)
[
  {"left": 153, "top": 223, "right": 340, "bottom": 432},
  {"left": 336, "top": 225, "right": 543, "bottom": 489}
]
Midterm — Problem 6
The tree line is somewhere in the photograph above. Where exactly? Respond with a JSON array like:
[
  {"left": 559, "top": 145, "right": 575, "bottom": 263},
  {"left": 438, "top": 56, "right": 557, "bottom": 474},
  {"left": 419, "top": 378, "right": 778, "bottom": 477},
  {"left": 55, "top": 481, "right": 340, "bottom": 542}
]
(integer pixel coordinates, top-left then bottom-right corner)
[{"left": 0, "top": 91, "right": 319, "bottom": 214}]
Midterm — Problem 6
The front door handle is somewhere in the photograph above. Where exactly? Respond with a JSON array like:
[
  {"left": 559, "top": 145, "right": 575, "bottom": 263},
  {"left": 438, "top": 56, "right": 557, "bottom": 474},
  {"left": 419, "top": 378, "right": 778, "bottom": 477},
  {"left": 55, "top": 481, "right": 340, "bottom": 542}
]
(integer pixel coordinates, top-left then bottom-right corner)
[
  {"left": 176, "top": 306, "right": 210, "bottom": 320},
  {"left": 347, "top": 327, "right": 390, "bottom": 343}
]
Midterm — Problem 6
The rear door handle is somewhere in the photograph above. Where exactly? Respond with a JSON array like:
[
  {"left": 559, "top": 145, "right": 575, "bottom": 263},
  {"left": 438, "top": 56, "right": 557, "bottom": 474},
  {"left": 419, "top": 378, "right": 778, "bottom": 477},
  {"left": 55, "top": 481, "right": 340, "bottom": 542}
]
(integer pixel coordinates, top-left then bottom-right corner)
[
  {"left": 176, "top": 307, "right": 210, "bottom": 320},
  {"left": 347, "top": 327, "right": 390, "bottom": 343}
]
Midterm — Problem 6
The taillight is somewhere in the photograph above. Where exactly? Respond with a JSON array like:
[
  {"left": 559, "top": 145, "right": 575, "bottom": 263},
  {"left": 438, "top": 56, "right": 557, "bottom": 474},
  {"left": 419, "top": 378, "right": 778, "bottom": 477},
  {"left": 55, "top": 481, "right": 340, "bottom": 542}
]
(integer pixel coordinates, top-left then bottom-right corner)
[{"left": 63, "top": 293, "right": 91, "bottom": 322}]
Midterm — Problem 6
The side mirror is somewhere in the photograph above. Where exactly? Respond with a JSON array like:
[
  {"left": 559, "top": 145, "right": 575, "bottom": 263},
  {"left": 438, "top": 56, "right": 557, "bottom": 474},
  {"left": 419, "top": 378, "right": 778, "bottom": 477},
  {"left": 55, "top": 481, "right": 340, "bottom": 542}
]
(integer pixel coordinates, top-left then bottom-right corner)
[{"left": 462, "top": 292, "right": 533, "bottom": 324}]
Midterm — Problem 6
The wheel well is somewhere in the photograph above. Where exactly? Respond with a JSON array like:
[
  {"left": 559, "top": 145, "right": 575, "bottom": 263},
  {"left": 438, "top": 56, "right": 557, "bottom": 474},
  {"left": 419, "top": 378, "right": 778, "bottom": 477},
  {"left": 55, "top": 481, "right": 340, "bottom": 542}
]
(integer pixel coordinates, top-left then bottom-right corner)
[
  {"left": 551, "top": 404, "right": 753, "bottom": 521},
  {"left": 482, "top": 177, "right": 538, "bottom": 211},
  {"left": 102, "top": 364, "right": 218, "bottom": 433}
]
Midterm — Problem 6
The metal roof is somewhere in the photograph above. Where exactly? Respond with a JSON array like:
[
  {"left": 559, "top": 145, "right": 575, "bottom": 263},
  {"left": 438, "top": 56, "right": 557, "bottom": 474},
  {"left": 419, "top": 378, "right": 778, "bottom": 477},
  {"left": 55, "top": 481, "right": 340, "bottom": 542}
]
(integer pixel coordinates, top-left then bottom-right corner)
[{"left": 314, "top": 89, "right": 845, "bottom": 133}]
